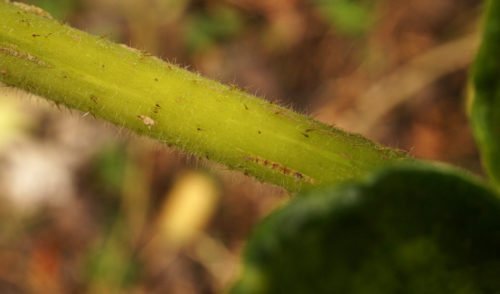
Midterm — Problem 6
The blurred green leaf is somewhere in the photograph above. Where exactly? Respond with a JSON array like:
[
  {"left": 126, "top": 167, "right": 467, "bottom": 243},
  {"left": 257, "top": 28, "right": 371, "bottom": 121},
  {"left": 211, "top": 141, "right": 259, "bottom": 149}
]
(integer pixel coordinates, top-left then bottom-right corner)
[
  {"left": 314, "top": 0, "right": 373, "bottom": 36},
  {"left": 232, "top": 164, "right": 500, "bottom": 293},
  {"left": 92, "top": 145, "right": 128, "bottom": 194},
  {"left": 185, "top": 6, "right": 244, "bottom": 53},
  {"left": 471, "top": 0, "right": 500, "bottom": 189},
  {"left": 84, "top": 218, "right": 140, "bottom": 292}
]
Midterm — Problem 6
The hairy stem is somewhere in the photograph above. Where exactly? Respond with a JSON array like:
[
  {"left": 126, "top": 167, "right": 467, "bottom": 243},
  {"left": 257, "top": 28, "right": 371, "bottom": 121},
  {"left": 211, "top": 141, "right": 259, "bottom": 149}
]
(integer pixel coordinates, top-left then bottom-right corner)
[{"left": 0, "top": 1, "right": 408, "bottom": 191}]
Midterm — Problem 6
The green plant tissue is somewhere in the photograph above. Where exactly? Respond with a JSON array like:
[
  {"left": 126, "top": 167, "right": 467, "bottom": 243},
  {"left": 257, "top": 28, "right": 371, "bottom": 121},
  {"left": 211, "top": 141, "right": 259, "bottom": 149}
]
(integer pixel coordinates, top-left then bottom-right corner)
[{"left": 232, "top": 164, "right": 500, "bottom": 294}]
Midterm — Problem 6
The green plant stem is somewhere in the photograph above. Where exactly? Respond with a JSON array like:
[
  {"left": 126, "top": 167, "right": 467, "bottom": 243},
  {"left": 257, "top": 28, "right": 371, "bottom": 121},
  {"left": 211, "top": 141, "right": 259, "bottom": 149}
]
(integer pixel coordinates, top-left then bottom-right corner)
[{"left": 0, "top": 1, "right": 408, "bottom": 191}]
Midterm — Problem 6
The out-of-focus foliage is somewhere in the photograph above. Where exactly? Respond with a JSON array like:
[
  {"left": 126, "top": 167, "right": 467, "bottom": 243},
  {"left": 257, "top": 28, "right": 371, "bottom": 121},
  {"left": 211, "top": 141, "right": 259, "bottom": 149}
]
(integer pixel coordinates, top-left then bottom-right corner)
[
  {"left": 186, "top": 6, "right": 244, "bottom": 53},
  {"left": 471, "top": 0, "right": 500, "bottom": 189},
  {"left": 90, "top": 146, "right": 128, "bottom": 194},
  {"left": 314, "top": 0, "right": 373, "bottom": 36},
  {"left": 233, "top": 165, "right": 500, "bottom": 293},
  {"left": 84, "top": 220, "right": 141, "bottom": 292}
]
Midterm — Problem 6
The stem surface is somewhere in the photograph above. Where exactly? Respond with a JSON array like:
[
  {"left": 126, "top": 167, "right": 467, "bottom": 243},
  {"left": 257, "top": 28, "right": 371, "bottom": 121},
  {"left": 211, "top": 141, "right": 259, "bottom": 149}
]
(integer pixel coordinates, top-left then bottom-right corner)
[{"left": 0, "top": 1, "right": 408, "bottom": 191}]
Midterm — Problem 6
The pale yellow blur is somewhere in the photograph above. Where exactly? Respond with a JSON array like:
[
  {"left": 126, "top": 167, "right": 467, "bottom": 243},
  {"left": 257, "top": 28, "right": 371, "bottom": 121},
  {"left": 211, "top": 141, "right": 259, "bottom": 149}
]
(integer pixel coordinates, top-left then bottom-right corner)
[
  {"left": 0, "top": 85, "right": 29, "bottom": 147},
  {"left": 157, "top": 171, "right": 220, "bottom": 247}
]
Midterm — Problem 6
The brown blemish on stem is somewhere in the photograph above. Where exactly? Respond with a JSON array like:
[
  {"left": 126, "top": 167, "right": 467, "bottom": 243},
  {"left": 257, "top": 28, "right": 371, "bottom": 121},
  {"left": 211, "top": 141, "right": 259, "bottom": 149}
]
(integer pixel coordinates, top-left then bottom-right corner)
[
  {"left": 0, "top": 44, "right": 50, "bottom": 67},
  {"left": 89, "top": 95, "right": 98, "bottom": 103},
  {"left": 245, "top": 155, "right": 315, "bottom": 184},
  {"left": 153, "top": 103, "right": 161, "bottom": 114},
  {"left": 19, "top": 18, "right": 32, "bottom": 27},
  {"left": 138, "top": 115, "right": 155, "bottom": 128}
]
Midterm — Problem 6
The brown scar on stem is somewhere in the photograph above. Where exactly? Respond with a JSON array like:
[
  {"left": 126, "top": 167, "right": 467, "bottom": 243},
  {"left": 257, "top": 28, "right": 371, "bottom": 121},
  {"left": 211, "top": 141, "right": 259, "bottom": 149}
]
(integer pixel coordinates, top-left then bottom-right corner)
[
  {"left": 0, "top": 45, "right": 50, "bottom": 67},
  {"left": 137, "top": 115, "right": 155, "bottom": 128},
  {"left": 89, "top": 95, "right": 98, "bottom": 103},
  {"left": 153, "top": 103, "right": 161, "bottom": 114},
  {"left": 19, "top": 19, "right": 32, "bottom": 27},
  {"left": 245, "top": 155, "right": 315, "bottom": 184}
]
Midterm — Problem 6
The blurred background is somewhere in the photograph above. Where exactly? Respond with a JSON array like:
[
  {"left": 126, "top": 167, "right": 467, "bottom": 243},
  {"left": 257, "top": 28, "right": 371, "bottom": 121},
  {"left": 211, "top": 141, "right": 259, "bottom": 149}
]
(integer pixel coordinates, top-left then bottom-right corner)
[{"left": 0, "top": 0, "right": 484, "bottom": 292}]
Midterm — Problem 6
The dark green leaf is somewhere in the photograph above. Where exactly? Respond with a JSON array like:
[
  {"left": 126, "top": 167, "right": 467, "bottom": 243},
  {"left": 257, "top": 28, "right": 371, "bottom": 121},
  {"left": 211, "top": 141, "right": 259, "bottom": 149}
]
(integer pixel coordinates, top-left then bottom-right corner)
[
  {"left": 232, "top": 164, "right": 500, "bottom": 294},
  {"left": 471, "top": 0, "right": 500, "bottom": 188}
]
